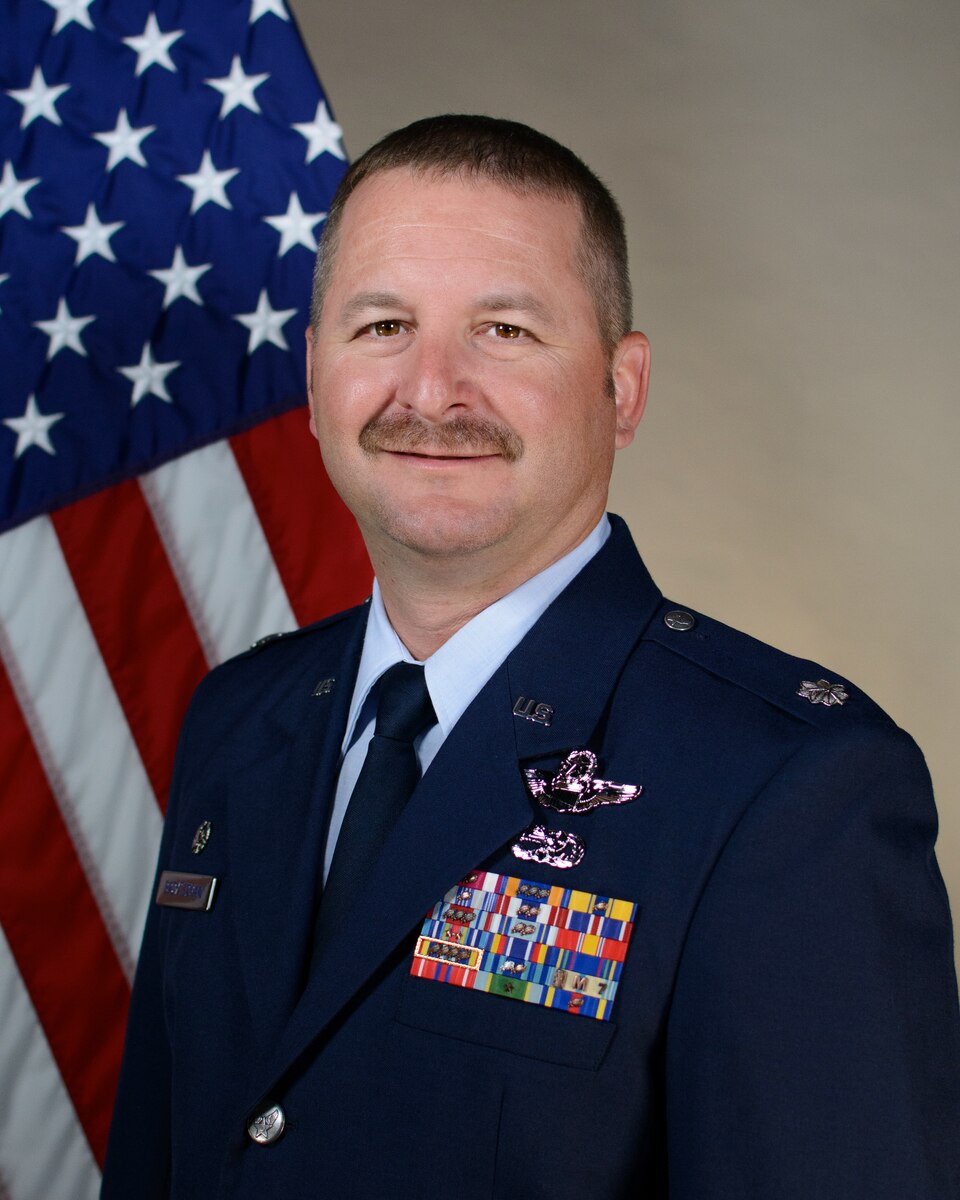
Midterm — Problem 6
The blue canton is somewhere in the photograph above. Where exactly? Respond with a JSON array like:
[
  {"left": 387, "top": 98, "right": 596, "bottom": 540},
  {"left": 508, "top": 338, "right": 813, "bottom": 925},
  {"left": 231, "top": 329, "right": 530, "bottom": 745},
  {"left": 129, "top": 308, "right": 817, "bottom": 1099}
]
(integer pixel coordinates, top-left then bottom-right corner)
[{"left": 0, "top": 0, "right": 347, "bottom": 531}]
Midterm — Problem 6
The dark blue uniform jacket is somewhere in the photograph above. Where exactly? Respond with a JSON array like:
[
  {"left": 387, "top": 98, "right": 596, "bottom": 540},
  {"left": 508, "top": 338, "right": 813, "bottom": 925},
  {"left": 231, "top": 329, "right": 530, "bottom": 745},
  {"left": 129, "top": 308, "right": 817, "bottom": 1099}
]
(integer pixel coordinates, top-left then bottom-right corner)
[{"left": 102, "top": 516, "right": 960, "bottom": 1198}]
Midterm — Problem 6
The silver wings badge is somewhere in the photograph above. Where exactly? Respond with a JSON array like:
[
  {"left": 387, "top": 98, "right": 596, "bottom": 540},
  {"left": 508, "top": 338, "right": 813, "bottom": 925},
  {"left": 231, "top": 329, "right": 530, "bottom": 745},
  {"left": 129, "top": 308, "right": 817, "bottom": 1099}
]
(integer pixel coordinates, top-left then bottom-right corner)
[{"left": 523, "top": 749, "right": 641, "bottom": 814}]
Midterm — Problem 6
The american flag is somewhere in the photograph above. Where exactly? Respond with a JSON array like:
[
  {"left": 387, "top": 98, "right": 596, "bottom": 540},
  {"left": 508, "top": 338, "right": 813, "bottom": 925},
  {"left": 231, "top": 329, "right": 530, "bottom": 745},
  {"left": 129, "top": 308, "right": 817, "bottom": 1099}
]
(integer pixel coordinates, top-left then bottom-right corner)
[{"left": 0, "top": 2, "right": 371, "bottom": 1196}]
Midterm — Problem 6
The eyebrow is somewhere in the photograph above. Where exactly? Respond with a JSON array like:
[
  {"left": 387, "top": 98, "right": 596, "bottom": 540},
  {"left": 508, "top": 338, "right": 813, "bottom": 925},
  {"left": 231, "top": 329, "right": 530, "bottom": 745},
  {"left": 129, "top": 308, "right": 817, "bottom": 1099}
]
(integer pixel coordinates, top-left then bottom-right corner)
[
  {"left": 337, "top": 291, "right": 406, "bottom": 325},
  {"left": 474, "top": 292, "right": 553, "bottom": 326},
  {"left": 337, "top": 289, "right": 555, "bottom": 329}
]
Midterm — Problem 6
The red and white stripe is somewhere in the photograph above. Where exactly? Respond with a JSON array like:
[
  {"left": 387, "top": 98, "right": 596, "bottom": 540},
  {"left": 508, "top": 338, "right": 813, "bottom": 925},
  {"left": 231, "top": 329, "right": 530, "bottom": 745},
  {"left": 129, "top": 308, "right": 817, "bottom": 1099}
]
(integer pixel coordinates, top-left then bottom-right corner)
[{"left": 0, "top": 406, "right": 371, "bottom": 1197}]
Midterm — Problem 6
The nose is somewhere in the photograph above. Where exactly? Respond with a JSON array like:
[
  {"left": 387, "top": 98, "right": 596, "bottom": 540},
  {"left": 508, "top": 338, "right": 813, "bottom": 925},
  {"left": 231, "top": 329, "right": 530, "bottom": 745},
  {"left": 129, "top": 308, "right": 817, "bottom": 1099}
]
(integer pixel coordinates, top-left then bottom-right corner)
[{"left": 393, "top": 335, "right": 475, "bottom": 422}]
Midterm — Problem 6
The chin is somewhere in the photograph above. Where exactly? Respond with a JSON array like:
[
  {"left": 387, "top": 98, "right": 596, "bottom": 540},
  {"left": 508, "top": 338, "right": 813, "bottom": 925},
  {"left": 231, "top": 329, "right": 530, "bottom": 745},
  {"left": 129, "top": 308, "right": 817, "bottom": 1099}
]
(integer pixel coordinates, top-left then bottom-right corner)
[{"left": 368, "top": 497, "right": 518, "bottom": 559}]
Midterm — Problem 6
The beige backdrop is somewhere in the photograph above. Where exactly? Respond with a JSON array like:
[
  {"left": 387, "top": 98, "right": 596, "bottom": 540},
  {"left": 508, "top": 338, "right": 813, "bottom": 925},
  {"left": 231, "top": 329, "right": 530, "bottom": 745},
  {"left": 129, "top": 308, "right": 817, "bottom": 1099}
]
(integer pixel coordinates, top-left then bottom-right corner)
[{"left": 289, "top": 0, "right": 960, "bottom": 965}]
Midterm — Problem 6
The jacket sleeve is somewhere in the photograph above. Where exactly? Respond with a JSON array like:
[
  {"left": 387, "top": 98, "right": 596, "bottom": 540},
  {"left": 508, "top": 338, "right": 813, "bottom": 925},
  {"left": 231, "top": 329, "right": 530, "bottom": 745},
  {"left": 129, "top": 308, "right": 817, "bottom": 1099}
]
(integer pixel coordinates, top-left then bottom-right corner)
[{"left": 665, "top": 724, "right": 960, "bottom": 1199}]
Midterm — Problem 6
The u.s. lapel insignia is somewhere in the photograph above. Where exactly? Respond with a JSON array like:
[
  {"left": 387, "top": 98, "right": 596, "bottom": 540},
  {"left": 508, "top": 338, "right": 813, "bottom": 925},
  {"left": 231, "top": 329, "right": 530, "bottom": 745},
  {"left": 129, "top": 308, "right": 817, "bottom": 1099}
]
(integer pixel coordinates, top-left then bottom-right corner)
[
  {"left": 512, "top": 823, "right": 585, "bottom": 869},
  {"left": 512, "top": 695, "right": 554, "bottom": 726},
  {"left": 524, "top": 749, "right": 641, "bottom": 814}
]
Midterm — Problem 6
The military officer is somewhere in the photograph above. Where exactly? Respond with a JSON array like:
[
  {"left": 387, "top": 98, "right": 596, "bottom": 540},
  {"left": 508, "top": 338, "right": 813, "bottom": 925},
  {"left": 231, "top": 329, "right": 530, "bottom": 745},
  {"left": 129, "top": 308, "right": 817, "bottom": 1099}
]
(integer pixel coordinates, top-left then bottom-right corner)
[{"left": 102, "top": 115, "right": 960, "bottom": 1198}]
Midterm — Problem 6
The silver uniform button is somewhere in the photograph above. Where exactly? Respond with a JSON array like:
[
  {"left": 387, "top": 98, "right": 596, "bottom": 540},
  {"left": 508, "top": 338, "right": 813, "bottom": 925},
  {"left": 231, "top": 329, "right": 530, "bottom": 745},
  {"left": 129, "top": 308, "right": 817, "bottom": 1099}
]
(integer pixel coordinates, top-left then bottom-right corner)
[
  {"left": 248, "top": 1104, "right": 285, "bottom": 1145},
  {"left": 663, "top": 609, "right": 696, "bottom": 631}
]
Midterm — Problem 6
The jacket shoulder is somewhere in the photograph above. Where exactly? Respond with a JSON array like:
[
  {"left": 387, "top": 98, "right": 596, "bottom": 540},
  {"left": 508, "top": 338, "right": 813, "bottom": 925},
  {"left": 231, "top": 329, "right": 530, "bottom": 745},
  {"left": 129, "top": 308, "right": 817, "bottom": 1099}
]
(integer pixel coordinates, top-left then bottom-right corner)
[
  {"left": 237, "top": 600, "right": 369, "bottom": 661},
  {"left": 190, "top": 600, "right": 368, "bottom": 705},
  {"left": 641, "top": 599, "right": 897, "bottom": 733}
]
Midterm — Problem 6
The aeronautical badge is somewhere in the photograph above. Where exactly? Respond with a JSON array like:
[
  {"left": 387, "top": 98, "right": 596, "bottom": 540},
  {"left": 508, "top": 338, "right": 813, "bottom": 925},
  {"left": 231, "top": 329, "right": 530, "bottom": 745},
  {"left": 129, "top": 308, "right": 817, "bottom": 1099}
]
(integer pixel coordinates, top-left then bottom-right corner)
[
  {"left": 512, "top": 823, "right": 585, "bottom": 869},
  {"left": 523, "top": 749, "right": 641, "bottom": 814},
  {"left": 798, "top": 678, "right": 849, "bottom": 707}
]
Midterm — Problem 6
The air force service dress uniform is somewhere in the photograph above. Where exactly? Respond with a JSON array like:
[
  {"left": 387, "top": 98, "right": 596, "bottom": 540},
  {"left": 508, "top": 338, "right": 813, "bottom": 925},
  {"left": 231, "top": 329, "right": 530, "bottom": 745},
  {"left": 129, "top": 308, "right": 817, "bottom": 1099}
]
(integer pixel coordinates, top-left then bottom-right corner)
[{"left": 102, "top": 516, "right": 960, "bottom": 1199}]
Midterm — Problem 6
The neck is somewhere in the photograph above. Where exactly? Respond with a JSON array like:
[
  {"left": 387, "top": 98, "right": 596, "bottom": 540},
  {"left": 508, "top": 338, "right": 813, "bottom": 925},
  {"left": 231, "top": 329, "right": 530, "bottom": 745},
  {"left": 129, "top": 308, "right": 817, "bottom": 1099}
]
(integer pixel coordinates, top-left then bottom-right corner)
[{"left": 366, "top": 512, "right": 604, "bottom": 661}]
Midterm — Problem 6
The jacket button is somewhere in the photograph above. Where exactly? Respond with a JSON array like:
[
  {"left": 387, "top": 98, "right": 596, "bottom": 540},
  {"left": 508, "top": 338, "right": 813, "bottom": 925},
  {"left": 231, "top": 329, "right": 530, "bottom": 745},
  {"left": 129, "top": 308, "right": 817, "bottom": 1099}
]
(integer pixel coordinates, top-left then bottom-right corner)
[
  {"left": 248, "top": 1103, "right": 285, "bottom": 1145},
  {"left": 663, "top": 609, "right": 696, "bottom": 631}
]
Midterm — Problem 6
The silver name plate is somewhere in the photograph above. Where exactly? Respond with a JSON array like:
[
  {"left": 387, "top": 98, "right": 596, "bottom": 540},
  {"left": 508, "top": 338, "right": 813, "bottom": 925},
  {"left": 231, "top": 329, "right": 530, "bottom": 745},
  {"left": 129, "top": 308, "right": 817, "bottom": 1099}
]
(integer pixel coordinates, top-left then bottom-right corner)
[{"left": 155, "top": 870, "right": 218, "bottom": 912}]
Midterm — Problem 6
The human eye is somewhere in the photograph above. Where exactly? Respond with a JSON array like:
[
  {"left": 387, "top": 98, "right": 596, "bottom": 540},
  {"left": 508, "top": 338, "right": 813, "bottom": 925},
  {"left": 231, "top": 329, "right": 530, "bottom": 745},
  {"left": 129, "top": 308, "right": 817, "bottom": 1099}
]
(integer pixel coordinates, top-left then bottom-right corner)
[
  {"left": 365, "top": 319, "right": 406, "bottom": 338},
  {"left": 482, "top": 322, "right": 529, "bottom": 340}
]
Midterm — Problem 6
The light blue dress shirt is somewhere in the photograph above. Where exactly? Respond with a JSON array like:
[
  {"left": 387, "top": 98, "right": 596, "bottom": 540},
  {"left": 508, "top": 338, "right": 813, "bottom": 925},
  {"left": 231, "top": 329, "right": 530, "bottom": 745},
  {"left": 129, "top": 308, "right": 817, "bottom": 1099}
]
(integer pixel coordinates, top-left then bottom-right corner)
[{"left": 322, "top": 515, "right": 611, "bottom": 880}]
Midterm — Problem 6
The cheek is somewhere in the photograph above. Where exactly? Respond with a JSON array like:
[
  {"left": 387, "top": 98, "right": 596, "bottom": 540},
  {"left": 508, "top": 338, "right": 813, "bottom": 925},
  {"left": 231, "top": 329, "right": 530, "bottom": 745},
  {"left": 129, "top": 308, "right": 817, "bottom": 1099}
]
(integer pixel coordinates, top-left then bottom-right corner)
[
  {"left": 313, "top": 364, "right": 386, "bottom": 434},
  {"left": 506, "top": 370, "right": 611, "bottom": 444},
  {"left": 480, "top": 362, "right": 565, "bottom": 425}
]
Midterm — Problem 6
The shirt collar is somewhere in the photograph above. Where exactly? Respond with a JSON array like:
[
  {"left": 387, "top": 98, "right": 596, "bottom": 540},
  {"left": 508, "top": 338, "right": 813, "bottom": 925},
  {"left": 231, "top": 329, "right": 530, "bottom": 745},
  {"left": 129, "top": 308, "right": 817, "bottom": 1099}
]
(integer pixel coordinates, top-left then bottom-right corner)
[{"left": 341, "top": 515, "right": 610, "bottom": 753}]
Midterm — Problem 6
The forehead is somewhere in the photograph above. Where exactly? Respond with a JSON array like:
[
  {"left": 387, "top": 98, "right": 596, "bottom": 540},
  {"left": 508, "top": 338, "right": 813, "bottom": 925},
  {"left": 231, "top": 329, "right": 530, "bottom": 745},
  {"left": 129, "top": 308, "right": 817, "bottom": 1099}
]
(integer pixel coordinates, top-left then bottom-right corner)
[{"left": 328, "top": 168, "right": 586, "bottom": 298}]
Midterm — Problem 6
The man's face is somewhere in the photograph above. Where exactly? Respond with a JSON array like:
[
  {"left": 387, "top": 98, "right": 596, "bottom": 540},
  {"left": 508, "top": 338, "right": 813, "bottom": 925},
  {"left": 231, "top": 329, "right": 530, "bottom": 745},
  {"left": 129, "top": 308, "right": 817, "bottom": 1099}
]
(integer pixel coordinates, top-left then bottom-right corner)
[{"left": 307, "top": 168, "right": 645, "bottom": 572}]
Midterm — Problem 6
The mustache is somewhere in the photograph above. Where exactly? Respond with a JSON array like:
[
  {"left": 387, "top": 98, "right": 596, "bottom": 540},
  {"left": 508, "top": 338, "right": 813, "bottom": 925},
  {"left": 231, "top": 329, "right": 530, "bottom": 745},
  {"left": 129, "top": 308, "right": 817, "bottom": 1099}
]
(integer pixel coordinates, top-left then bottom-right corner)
[{"left": 359, "top": 413, "right": 523, "bottom": 463}]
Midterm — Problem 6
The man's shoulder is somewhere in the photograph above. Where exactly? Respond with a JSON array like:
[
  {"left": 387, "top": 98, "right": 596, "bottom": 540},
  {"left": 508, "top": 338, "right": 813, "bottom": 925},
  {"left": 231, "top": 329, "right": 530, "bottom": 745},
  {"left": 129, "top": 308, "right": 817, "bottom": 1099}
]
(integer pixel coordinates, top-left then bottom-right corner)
[
  {"left": 190, "top": 600, "right": 369, "bottom": 711},
  {"left": 238, "top": 601, "right": 369, "bottom": 663},
  {"left": 638, "top": 597, "right": 899, "bottom": 735},
  {"left": 578, "top": 518, "right": 900, "bottom": 738}
]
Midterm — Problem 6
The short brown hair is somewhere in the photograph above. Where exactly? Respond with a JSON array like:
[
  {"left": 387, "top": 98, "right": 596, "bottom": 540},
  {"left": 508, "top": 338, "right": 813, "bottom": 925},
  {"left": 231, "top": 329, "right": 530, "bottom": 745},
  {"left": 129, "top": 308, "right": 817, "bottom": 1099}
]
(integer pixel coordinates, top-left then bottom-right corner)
[{"left": 310, "top": 114, "right": 632, "bottom": 354}]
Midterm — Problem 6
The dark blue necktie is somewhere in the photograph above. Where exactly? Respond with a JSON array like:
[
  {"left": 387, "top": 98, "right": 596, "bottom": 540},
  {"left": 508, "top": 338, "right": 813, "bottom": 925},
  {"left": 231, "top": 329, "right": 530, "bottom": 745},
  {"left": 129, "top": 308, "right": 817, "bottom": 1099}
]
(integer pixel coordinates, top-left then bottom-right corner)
[{"left": 313, "top": 662, "right": 437, "bottom": 960}]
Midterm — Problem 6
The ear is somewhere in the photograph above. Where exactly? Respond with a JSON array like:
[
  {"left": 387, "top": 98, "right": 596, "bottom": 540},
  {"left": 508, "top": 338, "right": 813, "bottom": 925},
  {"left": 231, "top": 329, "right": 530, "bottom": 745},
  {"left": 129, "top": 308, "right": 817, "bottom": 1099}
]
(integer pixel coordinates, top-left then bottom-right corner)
[
  {"left": 611, "top": 331, "right": 650, "bottom": 449},
  {"left": 305, "top": 327, "right": 319, "bottom": 440}
]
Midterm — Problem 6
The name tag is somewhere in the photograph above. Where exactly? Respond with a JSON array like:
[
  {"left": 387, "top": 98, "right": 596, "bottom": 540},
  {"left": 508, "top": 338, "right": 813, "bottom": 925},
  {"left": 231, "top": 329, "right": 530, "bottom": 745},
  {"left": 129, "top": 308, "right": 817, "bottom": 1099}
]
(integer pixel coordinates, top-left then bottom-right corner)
[{"left": 155, "top": 870, "right": 218, "bottom": 911}]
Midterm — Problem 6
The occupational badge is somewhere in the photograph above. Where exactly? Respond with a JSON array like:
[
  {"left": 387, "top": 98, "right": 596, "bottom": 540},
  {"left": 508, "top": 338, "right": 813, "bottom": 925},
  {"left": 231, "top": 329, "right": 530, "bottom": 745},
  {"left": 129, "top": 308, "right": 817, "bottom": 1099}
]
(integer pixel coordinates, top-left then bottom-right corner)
[
  {"left": 523, "top": 749, "right": 640, "bottom": 814},
  {"left": 512, "top": 823, "right": 585, "bottom": 869}
]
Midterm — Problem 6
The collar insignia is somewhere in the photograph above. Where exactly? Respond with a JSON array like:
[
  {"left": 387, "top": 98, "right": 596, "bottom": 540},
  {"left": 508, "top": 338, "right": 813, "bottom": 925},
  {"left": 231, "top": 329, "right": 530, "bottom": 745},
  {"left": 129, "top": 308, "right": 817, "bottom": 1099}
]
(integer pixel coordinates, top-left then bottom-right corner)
[{"left": 513, "top": 695, "right": 554, "bottom": 726}]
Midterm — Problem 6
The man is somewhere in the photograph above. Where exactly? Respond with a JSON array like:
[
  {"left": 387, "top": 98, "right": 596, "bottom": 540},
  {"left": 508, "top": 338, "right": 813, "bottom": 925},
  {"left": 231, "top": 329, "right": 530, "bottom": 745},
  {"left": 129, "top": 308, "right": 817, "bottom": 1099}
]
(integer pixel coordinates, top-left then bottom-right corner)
[{"left": 103, "top": 116, "right": 960, "bottom": 1198}]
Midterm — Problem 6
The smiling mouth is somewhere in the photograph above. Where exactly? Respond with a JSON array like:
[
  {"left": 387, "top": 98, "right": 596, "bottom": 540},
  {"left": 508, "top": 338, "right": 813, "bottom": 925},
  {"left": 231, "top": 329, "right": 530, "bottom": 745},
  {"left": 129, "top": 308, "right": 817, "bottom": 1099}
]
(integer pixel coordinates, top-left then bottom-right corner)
[{"left": 385, "top": 448, "right": 500, "bottom": 460}]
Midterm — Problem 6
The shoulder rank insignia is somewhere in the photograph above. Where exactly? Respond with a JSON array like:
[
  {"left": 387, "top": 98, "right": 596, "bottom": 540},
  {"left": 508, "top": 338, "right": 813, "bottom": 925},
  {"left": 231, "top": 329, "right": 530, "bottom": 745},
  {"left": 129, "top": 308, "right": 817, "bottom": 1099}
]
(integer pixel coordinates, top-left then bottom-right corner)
[
  {"left": 523, "top": 749, "right": 640, "bottom": 814},
  {"left": 798, "top": 678, "right": 849, "bottom": 707}
]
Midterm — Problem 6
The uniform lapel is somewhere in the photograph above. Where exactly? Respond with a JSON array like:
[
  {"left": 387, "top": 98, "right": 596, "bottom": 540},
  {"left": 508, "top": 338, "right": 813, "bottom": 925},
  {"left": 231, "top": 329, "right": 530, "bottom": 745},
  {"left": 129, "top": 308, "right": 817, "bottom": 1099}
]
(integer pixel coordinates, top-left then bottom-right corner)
[
  {"left": 226, "top": 611, "right": 366, "bottom": 1039},
  {"left": 507, "top": 515, "right": 663, "bottom": 763},
  {"left": 246, "top": 517, "right": 663, "bottom": 1104},
  {"left": 250, "top": 661, "right": 530, "bottom": 1102}
]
